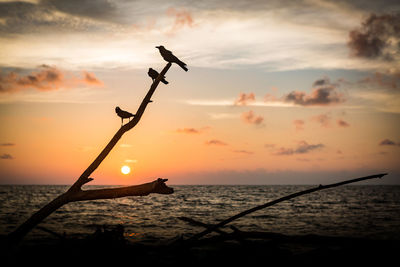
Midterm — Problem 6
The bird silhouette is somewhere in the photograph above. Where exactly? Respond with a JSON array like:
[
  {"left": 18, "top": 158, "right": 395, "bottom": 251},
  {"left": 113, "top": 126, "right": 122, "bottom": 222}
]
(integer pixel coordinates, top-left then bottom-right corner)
[
  {"left": 115, "top": 106, "right": 135, "bottom": 125},
  {"left": 155, "top": 46, "right": 188, "bottom": 72},
  {"left": 148, "top": 68, "right": 169, "bottom": 84}
]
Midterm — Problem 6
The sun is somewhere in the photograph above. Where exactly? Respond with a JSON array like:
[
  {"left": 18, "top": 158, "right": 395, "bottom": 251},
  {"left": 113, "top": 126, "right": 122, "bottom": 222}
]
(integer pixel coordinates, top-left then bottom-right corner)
[{"left": 121, "top": 165, "right": 131, "bottom": 175}]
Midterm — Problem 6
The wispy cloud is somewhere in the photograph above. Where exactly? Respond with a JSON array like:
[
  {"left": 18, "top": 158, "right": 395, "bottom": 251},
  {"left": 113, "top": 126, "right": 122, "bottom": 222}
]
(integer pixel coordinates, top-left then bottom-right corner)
[
  {"left": 275, "top": 141, "right": 324, "bottom": 156},
  {"left": 0, "top": 153, "right": 13, "bottom": 159},
  {"left": 205, "top": 139, "right": 228, "bottom": 146},
  {"left": 166, "top": 7, "right": 194, "bottom": 35},
  {"left": 176, "top": 127, "right": 210, "bottom": 134},
  {"left": 0, "top": 143, "right": 15, "bottom": 146},
  {"left": 234, "top": 92, "right": 255, "bottom": 106},
  {"left": 185, "top": 99, "right": 294, "bottom": 107},
  {"left": 311, "top": 113, "right": 331, "bottom": 128},
  {"left": 379, "top": 139, "right": 400, "bottom": 146},
  {"left": 358, "top": 71, "right": 400, "bottom": 90},
  {"left": 233, "top": 149, "right": 254, "bottom": 155},
  {"left": 241, "top": 110, "right": 264, "bottom": 125},
  {"left": 293, "top": 119, "right": 305, "bottom": 131},
  {"left": 337, "top": 119, "right": 350, "bottom": 127},
  {"left": 83, "top": 71, "right": 103, "bottom": 86}
]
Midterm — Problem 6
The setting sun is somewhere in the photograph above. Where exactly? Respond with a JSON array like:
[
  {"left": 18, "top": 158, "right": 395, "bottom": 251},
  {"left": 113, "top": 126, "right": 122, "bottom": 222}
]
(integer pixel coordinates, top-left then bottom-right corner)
[{"left": 121, "top": 165, "right": 131, "bottom": 175}]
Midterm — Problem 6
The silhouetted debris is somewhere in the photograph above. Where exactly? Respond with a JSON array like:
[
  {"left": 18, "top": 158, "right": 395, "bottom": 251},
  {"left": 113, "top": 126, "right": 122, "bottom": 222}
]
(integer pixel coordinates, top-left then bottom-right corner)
[{"left": 2, "top": 231, "right": 399, "bottom": 266}]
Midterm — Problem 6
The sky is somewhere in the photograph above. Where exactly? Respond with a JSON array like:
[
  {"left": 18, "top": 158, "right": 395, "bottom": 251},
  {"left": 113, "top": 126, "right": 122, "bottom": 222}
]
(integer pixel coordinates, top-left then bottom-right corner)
[{"left": 0, "top": 0, "right": 399, "bottom": 185}]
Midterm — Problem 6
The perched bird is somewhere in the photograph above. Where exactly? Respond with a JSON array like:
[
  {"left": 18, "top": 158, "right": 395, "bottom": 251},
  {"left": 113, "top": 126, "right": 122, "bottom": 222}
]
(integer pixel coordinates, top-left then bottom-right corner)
[
  {"left": 148, "top": 68, "right": 169, "bottom": 84},
  {"left": 155, "top": 46, "right": 188, "bottom": 72},
  {"left": 115, "top": 106, "right": 135, "bottom": 125}
]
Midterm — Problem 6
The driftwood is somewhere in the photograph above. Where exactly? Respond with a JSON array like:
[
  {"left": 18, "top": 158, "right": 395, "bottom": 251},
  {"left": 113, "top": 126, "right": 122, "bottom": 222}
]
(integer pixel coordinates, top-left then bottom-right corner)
[
  {"left": 187, "top": 173, "right": 387, "bottom": 241},
  {"left": 8, "top": 62, "right": 174, "bottom": 244}
]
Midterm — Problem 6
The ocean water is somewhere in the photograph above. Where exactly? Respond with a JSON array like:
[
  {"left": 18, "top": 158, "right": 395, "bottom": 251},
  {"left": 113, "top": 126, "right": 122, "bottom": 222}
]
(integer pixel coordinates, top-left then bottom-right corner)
[{"left": 1, "top": 185, "right": 399, "bottom": 242}]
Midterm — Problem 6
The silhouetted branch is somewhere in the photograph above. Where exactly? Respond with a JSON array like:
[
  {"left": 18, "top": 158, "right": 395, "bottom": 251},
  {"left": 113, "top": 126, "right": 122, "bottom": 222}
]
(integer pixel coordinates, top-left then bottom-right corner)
[
  {"left": 8, "top": 63, "right": 174, "bottom": 245},
  {"left": 178, "top": 217, "right": 228, "bottom": 235},
  {"left": 188, "top": 173, "right": 387, "bottom": 241}
]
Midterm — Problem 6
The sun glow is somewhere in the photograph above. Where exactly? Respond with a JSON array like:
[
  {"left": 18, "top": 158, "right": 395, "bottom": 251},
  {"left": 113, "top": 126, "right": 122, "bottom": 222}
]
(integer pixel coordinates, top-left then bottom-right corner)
[{"left": 121, "top": 165, "right": 131, "bottom": 175}]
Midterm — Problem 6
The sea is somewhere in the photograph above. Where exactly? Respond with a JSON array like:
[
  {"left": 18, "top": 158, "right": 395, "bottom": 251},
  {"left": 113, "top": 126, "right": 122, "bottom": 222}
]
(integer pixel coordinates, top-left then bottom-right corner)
[{"left": 1, "top": 185, "right": 399, "bottom": 242}]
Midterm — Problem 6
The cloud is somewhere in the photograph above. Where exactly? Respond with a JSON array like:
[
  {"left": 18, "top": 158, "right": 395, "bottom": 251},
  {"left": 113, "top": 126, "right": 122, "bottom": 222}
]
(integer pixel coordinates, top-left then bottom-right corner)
[
  {"left": 205, "top": 139, "right": 228, "bottom": 146},
  {"left": 283, "top": 78, "right": 345, "bottom": 106},
  {"left": 264, "top": 143, "right": 276, "bottom": 149},
  {"left": 337, "top": 119, "right": 350, "bottom": 127},
  {"left": 0, "top": 153, "right": 13, "bottom": 159},
  {"left": 311, "top": 113, "right": 331, "bottom": 127},
  {"left": 359, "top": 71, "right": 400, "bottom": 90},
  {"left": 176, "top": 126, "right": 210, "bottom": 134},
  {"left": 275, "top": 141, "right": 324, "bottom": 156},
  {"left": 379, "top": 139, "right": 399, "bottom": 146},
  {"left": 348, "top": 13, "right": 400, "bottom": 61},
  {"left": 176, "top": 128, "right": 200, "bottom": 134},
  {"left": 0, "top": 143, "right": 15, "bottom": 146},
  {"left": 43, "top": 0, "right": 117, "bottom": 21},
  {"left": 0, "top": 65, "right": 103, "bottom": 94},
  {"left": 83, "top": 71, "right": 103, "bottom": 86},
  {"left": 312, "top": 78, "right": 329, "bottom": 87},
  {"left": 166, "top": 7, "right": 194, "bottom": 34},
  {"left": 241, "top": 110, "right": 264, "bottom": 125},
  {"left": 234, "top": 92, "right": 255, "bottom": 106},
  {"left": 233, "top": 150, "right": 254, "bottom": 155},
  {"left": 293, "top": 119, "right": 305, "bottom": 131},
  {"left": 0, "top": 65, "right": 63, "bottom": 93}
]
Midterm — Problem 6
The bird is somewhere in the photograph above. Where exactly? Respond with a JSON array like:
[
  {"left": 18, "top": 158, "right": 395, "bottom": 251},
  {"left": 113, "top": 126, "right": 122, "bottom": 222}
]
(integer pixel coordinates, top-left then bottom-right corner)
[
  {"left": 148, "top": 68, "right": 169, "bottom": 84},
  {"left": 155, "top": 46, "right": 188, "bottom": 72},
  {"left": 115, "top": 106, "right": 135, "bottom": 125}
]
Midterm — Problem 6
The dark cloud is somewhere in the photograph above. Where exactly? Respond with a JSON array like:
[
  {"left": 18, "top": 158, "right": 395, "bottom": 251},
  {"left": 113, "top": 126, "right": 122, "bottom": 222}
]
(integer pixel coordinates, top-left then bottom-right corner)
[
  {"left": 0, "top": 153, "right": 13, "bottom": 159},
  {"left": 0, "top": 0, "right": 122, "bottom": 34},
  {"left": 275, "top": 141, "right": 324, "bottom": 155},
  {"left": 0, "top": 1, "right": 55, "bottom": 34},
  {"left": 241, "top": 110, "right": 264, "bottom": 125},
  {"left": 348, "top": 13, "right": 400, "bottom": 61},
  {"left": 42, "top": 0, "right": 117, "bottom": 21},
  {"left": 312, "top": 78, "right": 328, "bottom": 87},
  {"left": 379, "top": 139, "right": 398, "bottom": 146},
  {"left": 283, "top": 78, "right": 344, "bottom": 106},
  {"left": 234, "top": 92, "right": 255, "bottom": 106},
  {"left": 205, "top": 139, "right": 228, "bottom": 146}
]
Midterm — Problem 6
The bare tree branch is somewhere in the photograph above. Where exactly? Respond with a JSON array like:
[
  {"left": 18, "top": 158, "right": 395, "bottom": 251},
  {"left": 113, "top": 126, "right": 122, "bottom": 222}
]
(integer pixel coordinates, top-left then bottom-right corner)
[
  {"left": 188, "top": 173, "right": 388, "bottom": 241},
  {"left": 8, "top": 63, "right": 174, "bottom": 244}
]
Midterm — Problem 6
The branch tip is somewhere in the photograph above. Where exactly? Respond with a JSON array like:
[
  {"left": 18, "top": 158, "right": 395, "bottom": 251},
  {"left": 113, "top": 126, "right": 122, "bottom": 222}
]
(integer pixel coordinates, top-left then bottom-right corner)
[{"left": 153, "top": 178, "right": 173, "bottom": 194}]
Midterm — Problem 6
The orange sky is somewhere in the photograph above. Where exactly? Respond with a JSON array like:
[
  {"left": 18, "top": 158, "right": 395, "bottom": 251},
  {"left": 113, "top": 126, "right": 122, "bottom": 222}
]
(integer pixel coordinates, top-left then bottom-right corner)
[{"left": 0, "top": 0, "right": 399, "bottom": 184}]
